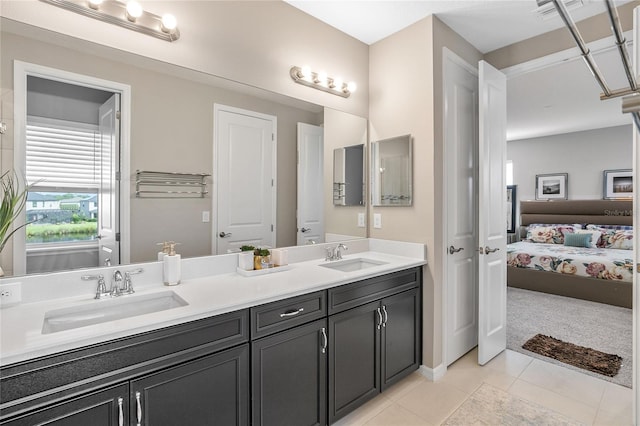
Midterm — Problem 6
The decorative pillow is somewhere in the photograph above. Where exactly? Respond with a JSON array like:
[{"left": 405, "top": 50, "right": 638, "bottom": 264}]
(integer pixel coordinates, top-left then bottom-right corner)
[
  {"left": 525, "top": 224, "right": 577, "bottom": 244},
  {"left": 585, "top": 225, "right": 634, "bottom": 249},
  {"left": 575, "top": 229, "right": 602, "bottom": 248},
  {"left": 587, "top": 224, "right": 633, "bottom": 231},
  {"left": 564, "top": 233, "right": 591, "bottom": 248}
]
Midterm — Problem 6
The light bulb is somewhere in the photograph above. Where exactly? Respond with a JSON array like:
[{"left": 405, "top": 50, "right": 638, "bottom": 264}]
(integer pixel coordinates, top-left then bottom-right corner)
[
  {"left": 347, "top": 81, "right": 357, "bottom": 93},
  {"left": 317, "top": 71, "right": 328, "bottom": 86},
  {"left": 88, "top": 0, "right": 103, "bottom": 9},
  {"left": 126, "top": 1, "right": 143, "bottom": 21},
  {"left": 332, "top": 77, "right": 343, "bottom": 91},
  {"left": 300, "top": 66, "right": 312, "bottom": 81},
  {"left": 161, "top": 13, "right": 177, "bottom": 32}
]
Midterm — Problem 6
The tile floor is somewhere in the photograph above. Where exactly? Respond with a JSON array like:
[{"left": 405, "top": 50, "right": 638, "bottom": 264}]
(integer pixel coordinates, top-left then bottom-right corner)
[{"left": 332, "top": 348, "right": 632, "bottom": 426}]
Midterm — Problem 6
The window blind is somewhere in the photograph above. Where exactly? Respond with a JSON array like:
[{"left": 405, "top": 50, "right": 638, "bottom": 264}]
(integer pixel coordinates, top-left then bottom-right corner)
[{"left": 26, "top": 117, "right": 100, "bottom": 189}]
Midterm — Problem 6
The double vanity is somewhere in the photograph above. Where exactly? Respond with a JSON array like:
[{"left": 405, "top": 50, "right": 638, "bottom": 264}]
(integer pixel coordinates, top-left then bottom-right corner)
[{"left": 0, "top": 239, "right": 426, "bottom": 425}]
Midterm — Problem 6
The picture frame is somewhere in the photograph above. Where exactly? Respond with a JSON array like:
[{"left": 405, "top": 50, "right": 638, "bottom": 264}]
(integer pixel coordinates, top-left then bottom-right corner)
[
  {"left": 535, "top": 173, "right": 568, "bottom": 200},
  {"left": 506, "top": 185, "right": 517, "bottom": 233},
  {"left": 603, "top": 169, "right": 632, "bottom": 200}
]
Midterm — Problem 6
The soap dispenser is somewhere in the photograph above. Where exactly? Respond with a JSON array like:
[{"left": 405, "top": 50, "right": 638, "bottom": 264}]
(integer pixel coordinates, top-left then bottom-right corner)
[{"left": 163, "top": 242, "right": 181, "bottom": 286}]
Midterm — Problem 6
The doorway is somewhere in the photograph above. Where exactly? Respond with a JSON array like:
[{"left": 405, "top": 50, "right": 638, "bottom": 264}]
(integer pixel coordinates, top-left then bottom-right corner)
[{"left": 13, "top": 61, "right": 131, "bottom": 275}]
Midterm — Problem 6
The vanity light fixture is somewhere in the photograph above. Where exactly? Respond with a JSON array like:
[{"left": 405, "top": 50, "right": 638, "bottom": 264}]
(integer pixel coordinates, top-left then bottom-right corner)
[
  {"left": 290, "top": 66, "right": 356, "bottom": 98},
  {"left": 39, "top": 0, "right": 180, "bottom": 42}
]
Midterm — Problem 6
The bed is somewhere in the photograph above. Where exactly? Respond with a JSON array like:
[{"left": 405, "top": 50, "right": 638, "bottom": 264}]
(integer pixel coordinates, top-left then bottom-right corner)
[{"left": 507, "top": 200, "right": 633, "bottom": 308}]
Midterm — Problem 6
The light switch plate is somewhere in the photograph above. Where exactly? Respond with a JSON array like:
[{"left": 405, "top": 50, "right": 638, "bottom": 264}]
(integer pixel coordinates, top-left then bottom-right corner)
[
  {"left": 202, "top": 211, "right": 210, "bottom": 223},
  {"left": 357, "top": 213, "right": 365, "bottom": 228},
  {"left": 373, "top": 213, "right": 382, "bottom": 229}
]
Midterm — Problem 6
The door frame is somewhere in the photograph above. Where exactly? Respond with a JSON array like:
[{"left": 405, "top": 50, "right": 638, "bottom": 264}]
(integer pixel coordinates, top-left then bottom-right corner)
[
  {"left": 12, "top": 60, "right": 131, "bottom": 274},
  {"left": 212, "top": 104, "right": 277, "bottom": 255},
  {"left": 441, "top": 47, "right": 480, "bottom": 370}
]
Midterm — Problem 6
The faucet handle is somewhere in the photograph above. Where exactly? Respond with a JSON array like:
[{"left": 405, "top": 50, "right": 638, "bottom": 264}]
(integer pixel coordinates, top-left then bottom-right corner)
[
  {"left": 82, "top": 274, "right": 109, "bottom": 299},
  {"left": 325, "top": 247, "right": 334, "bottom": 261}
]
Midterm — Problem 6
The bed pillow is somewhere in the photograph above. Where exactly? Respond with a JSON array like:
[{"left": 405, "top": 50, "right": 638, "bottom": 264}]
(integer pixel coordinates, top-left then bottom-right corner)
[
  {"left": 575, "top": 229, "right": 602, "bottom": 248},
  {"left": 525, "top": 224, "right": 577, "bottom": 244},
  {"left": 563, "top": 233, "right": 591, "bottom": 248},
  {"left": 586, "top": 225, "right": 633, "bottom": 249}
]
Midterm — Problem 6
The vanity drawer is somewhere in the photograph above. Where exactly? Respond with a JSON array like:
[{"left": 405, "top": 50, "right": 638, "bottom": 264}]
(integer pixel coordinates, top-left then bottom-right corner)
[
  {"left": 251, "top": 291, "right": 326, "bottom": 339},
  {"left": 328, "top": 267, "right": 420, "bottom": 314}
]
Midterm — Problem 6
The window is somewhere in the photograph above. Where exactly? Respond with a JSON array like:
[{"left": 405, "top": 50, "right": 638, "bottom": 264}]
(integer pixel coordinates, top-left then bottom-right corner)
[
  {"left": 506, "top": 160, "right": 513, "bottom": 186},
  {"left": 25, "top": 116, "right": 99, "bottom": 245}
]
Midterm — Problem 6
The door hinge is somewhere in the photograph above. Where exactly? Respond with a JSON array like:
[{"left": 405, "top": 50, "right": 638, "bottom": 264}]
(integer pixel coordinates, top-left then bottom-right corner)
[
  {"left": 271, "top": 224, "right": 274, "bottom": 232},
  {"left": 271, "top": 179, "right": 274, "bottom": 187},
  {"left": 272, "top": 133, "right": 275, "bottom": 141},
  {"left": 116, "top": 232, "right": 121, "bottom": 242},
  {"left": 116, "top": 171, "right": 121, "bottom": 181},
  {"left": 116, "top": 111, "right": 121, "bottom": 120}
]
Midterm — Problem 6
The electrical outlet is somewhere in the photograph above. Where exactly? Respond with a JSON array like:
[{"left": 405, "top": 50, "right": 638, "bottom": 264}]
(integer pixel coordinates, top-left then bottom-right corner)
[
  {"left": 373, "top": 213, "right": 382, "bottom": 229},
  {"left": 0, "top": 282, "right": 22, "bottom": 307},
  {"left": 357, "top": 213, "right": 365, "bottom": 228}
]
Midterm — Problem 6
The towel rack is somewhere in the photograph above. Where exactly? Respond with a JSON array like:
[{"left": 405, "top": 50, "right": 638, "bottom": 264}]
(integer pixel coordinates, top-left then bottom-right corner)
[{"left": 135, "top": 170, "right": 210, "bottom": 198}]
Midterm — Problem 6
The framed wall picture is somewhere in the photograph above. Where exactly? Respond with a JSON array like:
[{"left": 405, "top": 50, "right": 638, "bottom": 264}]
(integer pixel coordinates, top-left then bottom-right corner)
[
  {"left": 603, "top": 169, "right": 632, "bottom": 199},
  {"left": 535, "top": 173, "right": 568, "bottom": 200},
  {"left": 507, "top": 185, "right": 517, "bottom": 233}
]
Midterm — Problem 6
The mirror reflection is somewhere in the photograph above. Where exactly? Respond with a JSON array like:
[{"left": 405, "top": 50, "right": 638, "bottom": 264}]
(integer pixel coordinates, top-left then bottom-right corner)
[
  {"left": 333, "top": 144, "right": 364, "bottom": 206},
  {"left": 371, "top": 134, "right": 412, "bottom": 207},
  {"left": 0, "top": 19, "right": 368, "bottom": 277}
]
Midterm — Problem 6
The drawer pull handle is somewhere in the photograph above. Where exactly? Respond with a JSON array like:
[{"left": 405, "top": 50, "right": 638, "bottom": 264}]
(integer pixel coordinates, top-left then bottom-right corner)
[
  {"left": 117, "top": 397, "right": 124, "bottom": 426},
  {"left": 376, "top": 308, "right": 383, "bottom": 330},
  {"left": 136, "top": 391, "right": 142, "bottom": 426},
  {"left": 382, "top": 305, "right": 388, "bottom": 327},
  {"left": 280, "top": 308, "right": 304, "bottom": 317},
  {"left": 321, "top": 327, "right": 327, "bottom": 354}
]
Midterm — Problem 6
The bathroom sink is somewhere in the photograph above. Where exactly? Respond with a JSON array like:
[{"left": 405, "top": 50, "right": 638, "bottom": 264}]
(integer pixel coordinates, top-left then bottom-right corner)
[
  {"left": 42, "top": 291, "right": 188, "bottom": 334},
  {"left": 319, "top": 258, "right": 388, "bottom": 272}
]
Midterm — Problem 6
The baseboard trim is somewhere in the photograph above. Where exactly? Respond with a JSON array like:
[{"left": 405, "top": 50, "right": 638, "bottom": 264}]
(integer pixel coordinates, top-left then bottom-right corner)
[{"left": 419, "top": 363, "right": 446, "bottom": 381}]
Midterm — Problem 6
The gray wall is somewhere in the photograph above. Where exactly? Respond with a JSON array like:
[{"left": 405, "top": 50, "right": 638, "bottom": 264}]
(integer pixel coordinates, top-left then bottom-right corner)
[{"left": 507, "top": 125, "right": 633, "bottom": 202}]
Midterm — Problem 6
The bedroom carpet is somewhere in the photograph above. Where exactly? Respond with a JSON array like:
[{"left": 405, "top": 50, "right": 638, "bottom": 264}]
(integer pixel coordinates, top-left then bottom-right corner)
[{"left": 507, "top": 287, "right": 632, "bottom": 388}]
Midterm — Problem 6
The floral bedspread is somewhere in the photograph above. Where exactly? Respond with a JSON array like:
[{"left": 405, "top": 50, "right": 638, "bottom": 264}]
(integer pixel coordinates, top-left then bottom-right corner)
[{"left": 507, "top": 241, "right": 633, "bottom": 282}]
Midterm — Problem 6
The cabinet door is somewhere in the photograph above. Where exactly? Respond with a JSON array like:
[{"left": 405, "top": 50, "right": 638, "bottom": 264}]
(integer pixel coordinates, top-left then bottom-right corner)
[
  {"left": 381, "top": 288, "right": 421, "bottom": 390},
  {"left": 130, "top": 344, "right": 249, "bottom": 426},
  {"left": 328, "top": 300, "right": 381, "bottom": 424},
  {"left": 1, "top": 383, "right": 128, "bottom": 426},
  {"left": 252, "top": 319, "right": 327, "bottom": 426}
]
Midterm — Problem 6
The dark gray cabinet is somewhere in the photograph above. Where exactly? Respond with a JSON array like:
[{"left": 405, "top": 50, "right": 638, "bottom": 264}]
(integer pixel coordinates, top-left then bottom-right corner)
[
  {"left": 251, "top": 319, "right": 327, "bottom": 426},
  {"left": 1, "top": 383, "right": 129, "bottom": 426},
  {"left": 131, "top": 344, "right": 249, "bottom": 426},
  {"left": 328, "top": 269, "right": 421, "bottom": 425}
]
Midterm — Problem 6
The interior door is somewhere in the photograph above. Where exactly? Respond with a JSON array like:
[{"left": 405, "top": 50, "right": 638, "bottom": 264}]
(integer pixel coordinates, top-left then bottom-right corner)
[
  {"left": 443, "top": 50, "right": 479, "bottom": 365},
  {"left": 477, "top": 60, "right": 508, "bottom": 365},
  {"left": 297, "top": 123, "right": 324, "bottom": 245},
  {"left": 215, "top": 105, "right": 276, "bottom": 254},
  {"left": 98, "top": 93, "right": 120, "bottom": 267}
]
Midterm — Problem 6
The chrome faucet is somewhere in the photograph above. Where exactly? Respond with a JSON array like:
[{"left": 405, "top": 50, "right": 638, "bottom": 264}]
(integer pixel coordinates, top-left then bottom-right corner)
[
  {"left": 111, "top": 270, "right": 124, "bottom": 297},
  {"left": 325, "top": 243, "right": 348, "bottom": 261},
  {"left": 82, "top": 274, "right": 109, "bottom": 299},
  {"left": 82, "top": 268, "right": 144, "bottom": 299}
]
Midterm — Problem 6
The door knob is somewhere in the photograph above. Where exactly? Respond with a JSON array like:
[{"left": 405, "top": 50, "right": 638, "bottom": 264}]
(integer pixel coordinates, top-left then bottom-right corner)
[
  {"left": 300, "top": 227, "right": 311, "bottom": 233},
  {"left": 449, "top": 245, "right": 464, "bottom": 255},
  {"left": 219, "top": 232, "right": 232, "bottom": 238},
  {"left": 484, "top": 246, "right": 500, "bottom": 254}
]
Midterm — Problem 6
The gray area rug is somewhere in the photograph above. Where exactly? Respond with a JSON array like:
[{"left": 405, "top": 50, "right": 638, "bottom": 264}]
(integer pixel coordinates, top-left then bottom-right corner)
[
  {"left": 507, "top": 287, "right": 632, "bottom": 388},
  {"left": 443, "top": 383, "right": 581, "bottom": 425}
]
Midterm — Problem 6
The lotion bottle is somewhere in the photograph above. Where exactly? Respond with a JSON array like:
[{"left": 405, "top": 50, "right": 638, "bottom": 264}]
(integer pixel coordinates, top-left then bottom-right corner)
[{"left": 163, "top": 242, "right": 181, "bottom": 286}]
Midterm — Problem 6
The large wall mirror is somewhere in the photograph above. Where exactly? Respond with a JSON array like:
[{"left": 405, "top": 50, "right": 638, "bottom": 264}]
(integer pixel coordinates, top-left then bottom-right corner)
[
  {"left": 0, "top": 18, "right": 368, "bottom": 277},
  {"left": 333, "top": 144, "right": 364, "bottom": 206},
  {"left": 371, "top": 134, "right": 412, "bottom": 207}
]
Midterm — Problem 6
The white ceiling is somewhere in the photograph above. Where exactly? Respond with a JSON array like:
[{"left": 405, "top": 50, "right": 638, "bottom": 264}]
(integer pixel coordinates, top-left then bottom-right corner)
[{"left": 286, "top": 0, "right": 636, "bottom": 140}]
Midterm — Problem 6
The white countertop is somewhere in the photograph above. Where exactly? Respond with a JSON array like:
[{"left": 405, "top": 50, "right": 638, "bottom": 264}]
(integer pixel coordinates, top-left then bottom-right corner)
[{"left": 1, "top": 242, "right": 425, "bottom": 366}]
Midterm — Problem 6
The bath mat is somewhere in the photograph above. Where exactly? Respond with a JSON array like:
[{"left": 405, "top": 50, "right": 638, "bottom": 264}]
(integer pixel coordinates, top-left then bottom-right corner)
[{"left": 522, "top": 333, "right": 622, "bottom": 377}]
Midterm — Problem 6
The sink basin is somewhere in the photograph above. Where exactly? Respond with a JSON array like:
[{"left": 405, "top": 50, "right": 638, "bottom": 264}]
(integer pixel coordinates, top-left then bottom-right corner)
[
  {"left": 319, "top": 258, "right": 388, "bottom": 272},
  {"left": 42, "top": 291, "right": 188, "bottom": 334}
]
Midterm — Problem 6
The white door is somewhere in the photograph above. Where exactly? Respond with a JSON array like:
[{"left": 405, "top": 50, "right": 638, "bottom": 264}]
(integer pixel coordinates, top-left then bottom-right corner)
[
  {"left": 632, "top": 7, "right": 639, "bottom": 424},
  {"left": 297, "top": 123, "right": 324, "bottom": 245},
  {"left": 98, "top": 93, "right": 120, "bottom": 267},
  {"left": 443, "top": 50, "right": 479, "bottom": 365},
  {"left": 477, "top": 60, "right": 508, "bottom": 365},
  {"left": 214, "top": 105, "right": 276, "bottom": 254}
]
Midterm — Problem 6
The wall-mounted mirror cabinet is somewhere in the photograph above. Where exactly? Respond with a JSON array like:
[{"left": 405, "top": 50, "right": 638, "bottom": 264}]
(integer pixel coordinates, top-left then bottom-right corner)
[
  {"left": 333, "top": 144, "right": 365, "bottom": 206},
  {"left": 371, "top": 135, "right": 412, "bottom": 207}
]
